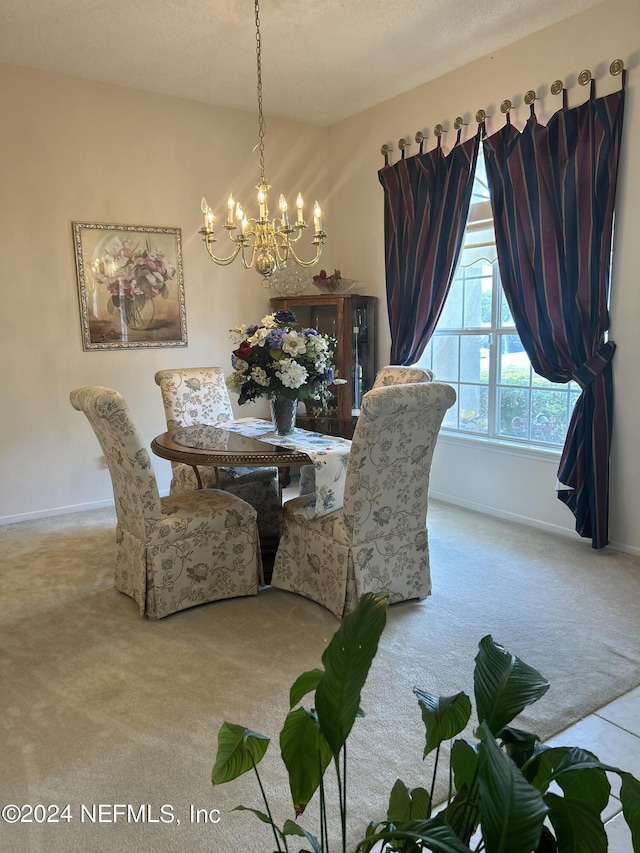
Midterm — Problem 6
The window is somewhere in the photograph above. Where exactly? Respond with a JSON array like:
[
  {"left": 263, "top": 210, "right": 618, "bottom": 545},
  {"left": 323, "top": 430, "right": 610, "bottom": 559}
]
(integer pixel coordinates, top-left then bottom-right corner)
[{"left": 415, "top": 153, "right": 580, "bottom": 449}]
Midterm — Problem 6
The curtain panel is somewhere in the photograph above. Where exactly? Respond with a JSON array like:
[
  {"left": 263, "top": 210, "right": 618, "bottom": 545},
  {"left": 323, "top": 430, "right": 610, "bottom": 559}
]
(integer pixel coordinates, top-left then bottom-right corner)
[
  {"left": 483, "top": 83, "right": 625, "bottom": 548},
  {"left": 378, "top": 133, "right": 479, "bottom": 365}
]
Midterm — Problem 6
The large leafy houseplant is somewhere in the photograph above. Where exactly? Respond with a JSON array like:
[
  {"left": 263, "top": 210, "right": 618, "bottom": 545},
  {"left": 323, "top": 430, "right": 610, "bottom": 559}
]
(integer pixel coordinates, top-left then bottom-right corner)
[{"left": 211, "top": 593, "right": 640, "bottom": 852}]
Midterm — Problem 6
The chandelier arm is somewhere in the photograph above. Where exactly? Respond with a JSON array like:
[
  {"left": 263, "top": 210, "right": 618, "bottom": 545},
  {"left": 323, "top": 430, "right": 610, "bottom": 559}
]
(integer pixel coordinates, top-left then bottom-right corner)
[
  {"left": 286, "top": 244, "right": 324, "bottom": 268},
  {"left": 204, "top": 240, "right": 244, "bottom": 267}
]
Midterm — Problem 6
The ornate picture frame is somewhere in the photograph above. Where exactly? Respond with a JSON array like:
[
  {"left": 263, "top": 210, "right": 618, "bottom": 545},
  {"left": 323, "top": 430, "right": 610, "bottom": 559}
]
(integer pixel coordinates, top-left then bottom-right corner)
[{"left": 72, "top": 222, "right": 188, "bottom": 350}]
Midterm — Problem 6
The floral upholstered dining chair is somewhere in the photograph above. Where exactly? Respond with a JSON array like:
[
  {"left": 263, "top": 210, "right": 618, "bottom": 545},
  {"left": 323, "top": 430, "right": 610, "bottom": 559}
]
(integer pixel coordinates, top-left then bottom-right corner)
[
  {"left": 272, "top": 381, "right": 456, "bottom": 619},
  {"left": 372, "top": 364, "right": 434, "bottom": 386},
  {"left": 70, "top": 386, "right": 262, "bottom": 619},
  {"left": 298, "top": 364, "right": 433, "bottom": 497},
  {"left": 154, "top": 367, "right": 281, "bottom": 540}
]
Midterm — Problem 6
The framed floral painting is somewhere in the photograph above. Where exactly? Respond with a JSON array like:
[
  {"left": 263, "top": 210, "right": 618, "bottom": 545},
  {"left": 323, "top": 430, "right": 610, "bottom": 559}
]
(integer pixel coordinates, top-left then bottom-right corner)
[{"left": 72, "top": 222, "right": 188, "bottom": 350}]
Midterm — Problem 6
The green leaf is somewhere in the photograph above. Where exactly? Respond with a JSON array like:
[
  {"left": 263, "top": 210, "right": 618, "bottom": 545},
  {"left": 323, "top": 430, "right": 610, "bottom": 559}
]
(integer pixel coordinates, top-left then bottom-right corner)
[
  {"left": 280, "top": 707, "right": 332, "bottom": 815},
  {"left": 356, "top": 817, "right": 472, "bottom": 853},
  {"left": 500, "top": 726, "right": 543, "bottom": 771},
  {"left": 289, "top": 668, "right": 324, "bottom": 708},
  {"left": 477, "top": 722, "right": 548, "bottom": 853},
  {"left": 315, "top": 592, "right": 388, "bottom": 758},
  {"left": 544, "top": 792, "right": 607, "bottom": 852},
  {"left": 211, "top": 722, "right": 269, "bottom": 784},
  {"left": 450, "top": 739, "right": 479, "bottom": 790},
  {"left": 620, "top": 772, "right": 640, "bottom": 853},
  {"left": 441, "top": 786, "right": 480, "bottom": 845},
  {"left": 414, "top": 689, "right": 472, "bottom": 757},
  {"left": 529, "top": 746, "right": 611, "bottom": 814},
  {"left": 232, "top": 804, "right": 274, "bottom": 824},
  {"left": 386, "top": 778, "right": 430, "bottom": 823},
  {"left": 474, "top": 635, "right": 550, "bottom": 735},
  {"left": 282, "top": 818, "right": 322, "bottom": 853}
]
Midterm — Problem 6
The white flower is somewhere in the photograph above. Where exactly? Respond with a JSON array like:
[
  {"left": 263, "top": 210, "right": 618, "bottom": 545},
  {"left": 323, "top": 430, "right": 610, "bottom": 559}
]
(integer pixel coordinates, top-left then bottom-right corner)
[
  {"left": 251, "top": 366, "right": 270, "bottom": 386},
  {"left": 276, "top": 358, "right": 308, "bottom": 389},
  {"left": 260, "top": 313, "right": 278, "bottom": 329},
  {"left": 229, "top": 324, "right": 248, "bottom": 345},
  {"left": 235, "top": 358, "right": 249, "bottom": 374},
  {"left": 311, "top": 336, "right": 329, "bottom": 355},
  {"left": 248, "top": 327, "right": 270, "bottom": 347},
  {"left": 282, "top": 330, "right": 307, "bottom": 357},
  {"left": 225, "top": 372, "right": 244, "bottom": 392}
]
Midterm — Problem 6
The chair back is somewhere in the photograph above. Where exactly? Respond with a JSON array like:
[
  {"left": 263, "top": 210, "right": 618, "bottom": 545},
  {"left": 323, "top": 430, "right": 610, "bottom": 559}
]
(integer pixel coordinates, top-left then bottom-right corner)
[
  {"left": 373, "top": 365, "right": 433, "bottom": 387},
  {"left": 343, "top": 382, "right": 455, "bottom": 544},
  {"left": 154, "top": 367, "right": 233, "bottom": 430},
  {"left": 70, "top": 386, "right": 161, "bottom": 540}
]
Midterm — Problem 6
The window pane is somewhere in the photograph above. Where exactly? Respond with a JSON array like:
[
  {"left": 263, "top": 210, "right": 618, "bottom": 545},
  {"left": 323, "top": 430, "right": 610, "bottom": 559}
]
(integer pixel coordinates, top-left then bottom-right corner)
[
  {"left": 438, "top": 278, "right": 463, "bottom": 329},
  {"left": 499, "top": 290, "right": 514, "bottom": 327},
  {"left": 459, "top": 385, "right": 488, "bottom": 434},
  {"left": 461, "top": 267, "right": 491, "bottom": 328},
  {"left": 499, "top": 336, "right": 531, "bottom": 385},
  {"left": 460, "top": 335, "right": 489, "bottom": 383},
  {"left": 498, "top": 387, "right": 530, "bottom": 438},
  {"left": 531, "top": 389, "right": 572, "bottom": 445},
  {"left": 432, "top": 335, "right": 459, "bottom": 382}
]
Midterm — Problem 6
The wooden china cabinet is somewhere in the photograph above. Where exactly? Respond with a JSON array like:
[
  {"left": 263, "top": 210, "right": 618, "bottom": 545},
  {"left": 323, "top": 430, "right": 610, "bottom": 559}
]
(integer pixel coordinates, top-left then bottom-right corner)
[{"left": 270, "top": 294, "right": 377, "bottom": 438}]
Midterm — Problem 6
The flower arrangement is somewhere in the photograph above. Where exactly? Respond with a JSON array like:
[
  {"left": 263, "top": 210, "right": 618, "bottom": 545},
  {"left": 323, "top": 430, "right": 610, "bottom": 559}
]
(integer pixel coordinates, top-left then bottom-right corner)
[
  {"left": 227, "top": 310, "right": 345, "bottom": 406},
  {"left": 91, "top": 236, "right": 176, "bottom": 329}
]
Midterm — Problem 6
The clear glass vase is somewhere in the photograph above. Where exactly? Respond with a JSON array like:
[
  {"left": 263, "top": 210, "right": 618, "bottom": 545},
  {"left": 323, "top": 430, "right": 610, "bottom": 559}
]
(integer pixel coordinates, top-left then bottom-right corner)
[{"left": 270, "top": 396, "right": 297, "bottom": 435}]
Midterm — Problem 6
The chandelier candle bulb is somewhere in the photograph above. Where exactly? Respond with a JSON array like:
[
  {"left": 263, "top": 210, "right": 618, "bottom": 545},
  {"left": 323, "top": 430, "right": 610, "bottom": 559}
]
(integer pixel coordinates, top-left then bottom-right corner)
[
  {"left": 227, "top": 195, "right": 235, "bottom": 226},
  {"left": 258, "top": 185, "right": 268, "bottom": 219},
  {"left": 296, "top": 193, "right": 304, "bottom": 226},
  {"left": 279, "top": 195, "right": 289, "bottom": 228},
  {"left": 313, "top": 201, "right": 322, "bottom": 235}
]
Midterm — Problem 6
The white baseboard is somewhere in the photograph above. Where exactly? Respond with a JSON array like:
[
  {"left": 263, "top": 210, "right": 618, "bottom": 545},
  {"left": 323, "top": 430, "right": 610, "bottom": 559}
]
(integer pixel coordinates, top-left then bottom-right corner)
[
  {"left": 0, "top": 498, "right": 115, "bottom": 526},
  {"left": 0, "top": 488, "right": 172, "bottom": 527},
  {"left": 430, "top": 491, "right": 640, "bottom": 557}
]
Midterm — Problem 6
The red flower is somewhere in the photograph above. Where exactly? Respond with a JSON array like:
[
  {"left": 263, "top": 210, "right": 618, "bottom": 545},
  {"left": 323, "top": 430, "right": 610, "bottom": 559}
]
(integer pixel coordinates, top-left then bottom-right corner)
[{"left": 234, "top": 340, "right": 252, "bottom": 359}]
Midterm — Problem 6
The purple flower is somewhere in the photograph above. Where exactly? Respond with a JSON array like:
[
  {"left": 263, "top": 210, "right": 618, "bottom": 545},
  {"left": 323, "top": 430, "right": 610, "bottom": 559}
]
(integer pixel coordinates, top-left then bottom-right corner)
[
  {"left": 246, "top": 324, "right": 258, "bottom": 335},
  {"left": 266, "top": 328, "right": 285, "bottom": 348},
  {"left": 274, "top": 309, "right": 297, "bottom": 326},
  {"left": 303, "top": 328, "right": 318, "bottom": 336}
]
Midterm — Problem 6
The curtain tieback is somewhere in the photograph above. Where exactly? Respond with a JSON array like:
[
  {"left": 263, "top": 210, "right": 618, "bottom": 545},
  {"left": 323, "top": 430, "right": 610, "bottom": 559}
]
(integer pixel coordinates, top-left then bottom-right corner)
[{"left": 571, "top": 341, "right": 616, "bottom": 389}]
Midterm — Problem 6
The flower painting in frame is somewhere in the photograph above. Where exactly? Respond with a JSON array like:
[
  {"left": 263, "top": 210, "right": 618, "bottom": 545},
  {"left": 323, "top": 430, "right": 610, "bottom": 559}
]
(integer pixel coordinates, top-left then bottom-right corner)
[{"left": 72, "top": 222, "right": 188, "bottom": 350}]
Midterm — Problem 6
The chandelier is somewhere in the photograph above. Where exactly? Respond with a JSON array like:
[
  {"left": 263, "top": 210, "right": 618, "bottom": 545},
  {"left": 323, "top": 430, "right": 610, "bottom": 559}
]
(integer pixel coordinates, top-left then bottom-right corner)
[{"left": 199, "top": 0, "right": 326, "bottom": 281}]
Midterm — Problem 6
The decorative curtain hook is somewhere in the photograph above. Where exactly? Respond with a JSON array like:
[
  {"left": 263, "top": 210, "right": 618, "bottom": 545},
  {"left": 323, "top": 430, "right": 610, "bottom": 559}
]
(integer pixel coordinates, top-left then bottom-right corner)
[
  {"left": 610, "top": 59, "right": 624, "bottom": 75},
  {"left": 500, "top": 100, "right": 512, "bottom": 124},
  {"left": 380, "top": 143, "right": 393, "bottom": 166},
  {"left": 398, "top": 137, "right": 411, "bottom": 159},
  {"left": 415, "top": 130, "right": 427, "bottom": 153},
  {"left": 550, "top": 79, "right": 567, "bottom": 109}
]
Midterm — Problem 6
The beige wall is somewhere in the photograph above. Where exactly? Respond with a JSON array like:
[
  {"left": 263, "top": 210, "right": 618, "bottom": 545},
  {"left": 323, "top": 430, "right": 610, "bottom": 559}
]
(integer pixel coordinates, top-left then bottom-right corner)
[
  {"left": 0, "top": 64, "right": 330, "bottom": 521},
  {"left": 328, "top": 0, "right": 640, "bottom": 553},
  {"left": 2, "top": 0, "right": 639, "bottom": 552}
]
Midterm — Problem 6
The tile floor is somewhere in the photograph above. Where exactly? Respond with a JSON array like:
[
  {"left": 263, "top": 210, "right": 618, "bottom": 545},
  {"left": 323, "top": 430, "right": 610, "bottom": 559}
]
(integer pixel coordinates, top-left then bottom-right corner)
[
  {"left": 282, "top": 479, "right": 639, "bottom": 848},
  {"left": 547, "top": 685, "right": 640, "bottom": 851}
]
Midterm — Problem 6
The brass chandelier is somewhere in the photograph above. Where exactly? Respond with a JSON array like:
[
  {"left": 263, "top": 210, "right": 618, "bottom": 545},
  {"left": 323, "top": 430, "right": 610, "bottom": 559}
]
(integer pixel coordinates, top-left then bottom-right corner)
[{"left": 199, "top": 0, "right": 326, "bottom": 281}]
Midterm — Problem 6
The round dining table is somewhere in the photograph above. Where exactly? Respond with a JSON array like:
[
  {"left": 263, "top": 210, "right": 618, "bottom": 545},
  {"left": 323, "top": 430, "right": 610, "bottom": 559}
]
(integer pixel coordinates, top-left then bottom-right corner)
[{"left": 150, "top": 423, "right": 310, "bottom": 490}]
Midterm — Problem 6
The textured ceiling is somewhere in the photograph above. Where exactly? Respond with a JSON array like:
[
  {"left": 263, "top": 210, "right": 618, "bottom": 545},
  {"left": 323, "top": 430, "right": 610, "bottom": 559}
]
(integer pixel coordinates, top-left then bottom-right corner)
[{"left": 0, "top": 0, "right": 601, "bottom": 125}]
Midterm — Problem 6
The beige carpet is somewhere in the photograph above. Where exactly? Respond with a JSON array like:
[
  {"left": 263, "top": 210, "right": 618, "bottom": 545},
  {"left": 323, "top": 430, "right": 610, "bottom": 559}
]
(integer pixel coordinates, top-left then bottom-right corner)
[{"left": 1, "top": 501, "right": 640, "bottom": 852}]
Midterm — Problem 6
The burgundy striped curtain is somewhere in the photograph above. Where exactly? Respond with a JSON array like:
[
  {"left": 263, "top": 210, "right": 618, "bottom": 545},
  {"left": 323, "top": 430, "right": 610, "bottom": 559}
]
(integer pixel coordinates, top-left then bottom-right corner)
[
  {"left": 378, "top": 132, "right": 479, "bottom": 365},
  {"left": 483, "top": 80, "right": 625, "bottom": 548}
]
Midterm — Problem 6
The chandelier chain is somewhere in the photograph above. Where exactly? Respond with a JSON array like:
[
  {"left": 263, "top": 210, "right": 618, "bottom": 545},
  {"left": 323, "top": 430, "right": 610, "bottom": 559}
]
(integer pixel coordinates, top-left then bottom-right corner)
[
  {"left": 198, "top": 0, "right": 326, "bottom": 278},
  {"left": 254, "top": 0, "right": 266, "bottom": 182}
]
